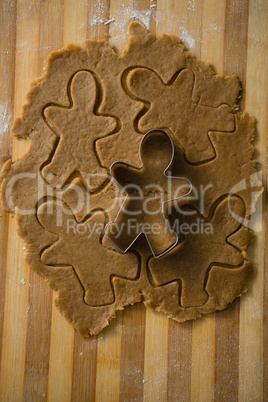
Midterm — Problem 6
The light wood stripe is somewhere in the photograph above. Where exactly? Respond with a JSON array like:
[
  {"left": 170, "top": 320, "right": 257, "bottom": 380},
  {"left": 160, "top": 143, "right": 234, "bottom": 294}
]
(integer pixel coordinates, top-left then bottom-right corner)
[
  {"left": 185, "top": 0, "right": 203, "bottom": 58},
  {"left": 0, "top": 0, "right": 41, "bottom": 400},
  {"left": 0, "top": 0, "right": 17, "bottom": 370},
  {"left": 142, "top": 3, "right": 179, "bottom": 401},
  {"left": 214, "top": 1, "right": 249, "bottom": 400},
  {"left": 224, "top": 0, "right": 250, "bottom": 108},
  {"left": 23, "top": 271, "right": 52, "bottom": 400},
  {"left": 62, "top": 1, "right": 100, "bottom": 401},
  {"left": 239, "top": 0, "right": 267, "bottom": 400},
  {"left": 167, "top": 320, "right": 192, "bottom": 401},
  {"left": 264, "top": 195, "right": 268, "bottom": 400},
  {"left": 0, "top": 217, "right": 30, "bottom": 402},
  {"left": 63, "top": 0, "right": 87, "bottom": 46},
  {"left": 65, "top": 2, "right": 111, "bottom": 400},
  {"left": 95, "top": 312, "right": 123, "bottom": 402},
  {"left": 0, "top": 212, "right": 10, "bottom": 366},
  {"left": 188, "top": 0, "right": 227, "bottom": 399},
  {"left": 156, "top": 0, "right": 184, "bottom": 36},
  {"left": 47, "top": 292, "right": 74, "bottom": 402},
  {"left": 23, "top": 1, "right": 64, "bottom": 399},
  {"left": 143, "top": 308, "right": 169, "bottom": 401},
  {"left": 201, "top": 0, "right": 226, "bottom": 74},
  {"left": 214, "top": 300, "right": 240, "bottom": 400},
  {"left": 239, "top": 233, "right": 264, "bottom": 402},
  {"left": 39, "top": 0, "right": 64, "bottom": 60},
  {"left": 156, "top": 1, "right": 202, "bottom": 398},
  {"left": 119, "top": 303, "right": 146, "bottom": 401},
  {"left": 88, "top": 0, "right": 110, "bottom": 41},
  {"left": 191, "top": 315, "right": 215, "bottom": 401}
]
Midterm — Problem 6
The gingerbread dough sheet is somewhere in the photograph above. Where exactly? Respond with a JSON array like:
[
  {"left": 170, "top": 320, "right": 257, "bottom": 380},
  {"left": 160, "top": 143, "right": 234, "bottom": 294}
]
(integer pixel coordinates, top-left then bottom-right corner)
[{"left": 0, "top": 21, "right": 262, "bottom": 336}]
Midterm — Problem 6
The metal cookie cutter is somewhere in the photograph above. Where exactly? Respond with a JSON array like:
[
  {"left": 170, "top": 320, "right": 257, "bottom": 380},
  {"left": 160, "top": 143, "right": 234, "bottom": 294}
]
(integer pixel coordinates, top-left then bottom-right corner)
[{"left": 104, "top": 129, "right": 192, "bottom": 258}]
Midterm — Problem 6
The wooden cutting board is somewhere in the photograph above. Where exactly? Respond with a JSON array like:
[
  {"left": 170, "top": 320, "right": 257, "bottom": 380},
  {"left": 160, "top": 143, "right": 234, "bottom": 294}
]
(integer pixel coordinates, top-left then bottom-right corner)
[{"left": 0, "top": 0, "right": 267, "bottom": 400}]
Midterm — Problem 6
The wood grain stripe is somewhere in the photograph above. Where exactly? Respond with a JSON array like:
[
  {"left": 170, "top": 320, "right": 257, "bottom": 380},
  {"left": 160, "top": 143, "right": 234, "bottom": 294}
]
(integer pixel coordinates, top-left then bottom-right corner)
[
  {"left": 63, "top": 0, "right": 87, "bottom": 45},
  {"left": 185, "top": 0, "right": 203, "bottom": 58},
  {"left": 214, "top": 300, "right": 240, "bottom": 401},
  {"left": 191, "top": 315, "right": 215, "bottom": 401},
  {"left": 71, "top": 331, "right": 98, "bottom": 401},
  {"left": 95, "top": 312, "right": 123, "bottom": 402},
  {"left": 88, "top": 0, "right": 110, "bottom": 41},
  {"left": 0, "top": 0, "right": 17, "bottom": 373},
  {"left": 167, "top": 320, "right": 192, "bottom": 401},
  {"left": 201, "top": 0, "right": 226, "bottom": 74},
  {"left": 189, "top": 1, "right": 232, "bottom": 399},
  {"left": 0, "top": 212, "right": 10, "bottom": 368},
  {"left": 264, "top": 175, "right": 268, "bottom": 400},
  {"left": 213, "top": 1, "right": 250, "bottom": 400},
  {"left": 143, "top": 309, "right": 169, "bottom": 401},
  {"left": 239, "top": 0, "right": 267, "bottom": 400},
  {"left": 0, "top": 0, "right": 42, "bottom": 399},
  {"left": 47, "top": 292, "right": 74, "bottom": 402},
  {"left": 0, "top": 217, "right": 30, "bottom": 401},
  {"left": 23, "top": 1, "right": 64, "bottom": 399},
  {"left": 23, "top": 271, "right": 52, "bottom": 401},
  {"left": 63, "top": 3, "right": 101, "bottom": 399},
  {"left": 67, "top": 3, "right": 110, "bottom": 400},
  {"left": 224, "top": 0, "right": 250, "bottom": 108},
  {"left": 119, "top": 303, "right": 146, "bottom": 402},
  {"left": 156, "top": 0, "right": 185, "bottom": 37}
]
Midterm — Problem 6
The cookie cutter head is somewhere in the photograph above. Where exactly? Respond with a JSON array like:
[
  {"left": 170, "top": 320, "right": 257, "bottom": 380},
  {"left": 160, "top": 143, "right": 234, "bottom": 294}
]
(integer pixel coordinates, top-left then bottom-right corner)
[{"left": 104, "top": 129, "right": 192, "bottom": 258}]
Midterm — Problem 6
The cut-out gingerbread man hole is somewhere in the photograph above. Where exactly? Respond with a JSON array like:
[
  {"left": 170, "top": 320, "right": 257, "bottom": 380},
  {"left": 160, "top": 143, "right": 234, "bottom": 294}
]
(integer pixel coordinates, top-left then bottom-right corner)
[
  {"left": 37, "top": 201, "right": 139, "bottom": 306},
  {"left": 43, "top": 70, "right": 117, "bottom": 191},
  {"left": 105, "top": 130, "right": 191, "bottom": 257},
  {"left": 126, "top": 68, "right": 235, "bottom": 163},
  {"left": 148, "top": 196, "right": 246, "bottom": 307}
]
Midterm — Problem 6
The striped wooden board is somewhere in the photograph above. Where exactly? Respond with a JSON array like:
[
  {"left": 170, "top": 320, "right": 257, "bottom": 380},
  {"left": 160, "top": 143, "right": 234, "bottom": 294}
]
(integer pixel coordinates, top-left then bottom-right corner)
[{"left": 0, "top": 0, "right": 267, "bottom": 400}]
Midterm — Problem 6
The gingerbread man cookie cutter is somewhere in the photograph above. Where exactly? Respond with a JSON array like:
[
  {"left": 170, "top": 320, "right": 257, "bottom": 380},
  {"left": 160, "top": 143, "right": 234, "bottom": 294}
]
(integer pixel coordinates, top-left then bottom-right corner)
[{"left": 104, "top": 129, "right": 192, "bottom": 258}]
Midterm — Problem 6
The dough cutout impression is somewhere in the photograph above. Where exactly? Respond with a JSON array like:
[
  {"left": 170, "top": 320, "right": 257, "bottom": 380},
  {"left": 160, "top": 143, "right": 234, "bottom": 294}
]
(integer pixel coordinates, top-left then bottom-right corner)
[
  {"left": 37, "top": 203, "right": 139, "bottom": 306},
  {"left": 0, "top": 20, "right": 263, "bottom": 336},
  {"left": 105, "top": 130, "right": 191, "bottom": 257},
  {"left": 43, "top": 70, "right": 116, "bottom": 191}
]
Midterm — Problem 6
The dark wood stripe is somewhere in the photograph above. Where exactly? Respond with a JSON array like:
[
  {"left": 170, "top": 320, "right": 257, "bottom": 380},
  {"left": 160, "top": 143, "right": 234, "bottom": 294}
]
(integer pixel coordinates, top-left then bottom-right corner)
[
  {"left": 119, "top": 303, "right": 146, "bottom": 402},
  {"left": 71, "top": 331, "right": 98, "bottom": 401},
  {"left": 167, "top": 320, "right": 192, "bottom": 401},
  {"left": 0, "top": 0, "right": 17, "bottom": 367}
]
